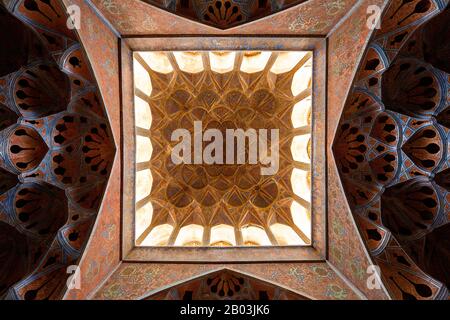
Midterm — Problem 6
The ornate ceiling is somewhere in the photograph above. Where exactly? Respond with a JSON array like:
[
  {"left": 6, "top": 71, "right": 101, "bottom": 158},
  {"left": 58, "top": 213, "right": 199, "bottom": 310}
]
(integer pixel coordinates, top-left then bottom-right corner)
[
  {"left": 333, "top": 1, "right": 450, "bottom": 296},
  {"left": 0, "top": 1, "right": 115, "bottom": 299},
  {"left": 133, "top": 51, "right": 313, "bottom": 247},
  {"left": 0, "top": 0, "right": 448, "bottom": 300}
]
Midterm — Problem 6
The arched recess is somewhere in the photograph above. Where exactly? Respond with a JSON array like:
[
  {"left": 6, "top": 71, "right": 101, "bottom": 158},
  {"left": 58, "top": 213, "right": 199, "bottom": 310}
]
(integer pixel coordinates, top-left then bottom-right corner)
[
  {"left": 141, "top": 269, "right": 310, "bottom": 300},
  {"left": 0, "top": 0, "right": 115, "bottom": 299},
  {"left": 333, "top": 0, "right": 449, "bottom": 299}
]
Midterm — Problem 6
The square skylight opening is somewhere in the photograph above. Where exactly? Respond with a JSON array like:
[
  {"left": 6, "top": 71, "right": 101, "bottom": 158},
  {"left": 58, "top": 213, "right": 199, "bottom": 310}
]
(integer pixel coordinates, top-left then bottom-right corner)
[{"left": 132, "top": 50, "right": 313, "bottom": 247}]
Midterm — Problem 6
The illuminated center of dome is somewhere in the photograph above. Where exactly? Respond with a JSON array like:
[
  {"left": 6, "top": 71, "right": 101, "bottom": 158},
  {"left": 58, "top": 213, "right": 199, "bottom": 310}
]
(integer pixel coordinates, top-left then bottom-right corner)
[{"left": 133, "top": 50, "right": 313, "bottom": 247}]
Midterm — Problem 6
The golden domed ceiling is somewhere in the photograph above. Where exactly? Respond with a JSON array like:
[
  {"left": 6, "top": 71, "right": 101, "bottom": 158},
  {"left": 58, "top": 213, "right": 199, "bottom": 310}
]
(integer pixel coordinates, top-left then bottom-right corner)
[{"left": 133, "top": 50, "right": 313, "bottom": 247}]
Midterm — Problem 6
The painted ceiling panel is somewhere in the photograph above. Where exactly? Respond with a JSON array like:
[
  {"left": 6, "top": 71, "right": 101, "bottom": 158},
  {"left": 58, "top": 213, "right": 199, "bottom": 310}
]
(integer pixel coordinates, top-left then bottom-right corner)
[
  {"left": 89, "top": 0, "right": 358, "bottom": 36},
  {"left": 141, "top": 0, "right": 311, "bottom": 29},
  {"left": 0, "top": 0, "right": 448, "bottom": 301}
]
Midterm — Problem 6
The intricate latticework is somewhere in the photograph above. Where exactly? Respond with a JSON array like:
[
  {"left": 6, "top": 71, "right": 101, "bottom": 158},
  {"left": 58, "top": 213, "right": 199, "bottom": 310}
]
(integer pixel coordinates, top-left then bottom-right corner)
[
  {"left": 143, "top": 269, "right": 308, "bottom": 300},
  {"left": 0, "top": 1, "right": 115, "bottom": 299},
  {"left": 334, "top": 0, "right": 449, "bottom": 299},
  {"left": 133, "top": 51, "right": 313, "bottom": 247},
  {"left": 142, "top": 0, "right": 309, "bottom": 29}
]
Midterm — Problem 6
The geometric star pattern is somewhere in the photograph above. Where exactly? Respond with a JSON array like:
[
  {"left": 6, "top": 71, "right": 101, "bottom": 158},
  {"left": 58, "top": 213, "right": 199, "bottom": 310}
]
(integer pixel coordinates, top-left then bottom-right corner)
[{"left": 133, "top": 51, "right": 313, "bottom": 247}]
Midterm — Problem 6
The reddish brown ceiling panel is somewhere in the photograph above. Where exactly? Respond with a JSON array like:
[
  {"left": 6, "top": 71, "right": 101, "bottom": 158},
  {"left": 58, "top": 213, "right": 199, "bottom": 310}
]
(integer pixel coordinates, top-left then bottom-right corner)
[
  {"left": 89, "top": 0, "right": 357, "bottom": 36},
  {"left": 93, "top": 263, "right": 363, "bottom": 300},
  {"left": 143, "top": 269, "right": 309, "bottom": 300}
]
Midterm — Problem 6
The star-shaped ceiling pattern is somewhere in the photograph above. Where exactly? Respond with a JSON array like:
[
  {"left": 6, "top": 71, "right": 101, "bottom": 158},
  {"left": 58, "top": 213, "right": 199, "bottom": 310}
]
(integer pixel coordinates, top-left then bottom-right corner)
[{"left": 133, "top": 51, "right": 313, "bottom": 247}]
